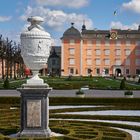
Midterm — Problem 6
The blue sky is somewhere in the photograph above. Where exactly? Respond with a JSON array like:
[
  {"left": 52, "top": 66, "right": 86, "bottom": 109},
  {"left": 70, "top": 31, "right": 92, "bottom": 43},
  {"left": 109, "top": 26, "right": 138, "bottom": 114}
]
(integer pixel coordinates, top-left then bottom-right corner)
[{"left": 0, "top": 0, "right": 140, "bottom": 44}]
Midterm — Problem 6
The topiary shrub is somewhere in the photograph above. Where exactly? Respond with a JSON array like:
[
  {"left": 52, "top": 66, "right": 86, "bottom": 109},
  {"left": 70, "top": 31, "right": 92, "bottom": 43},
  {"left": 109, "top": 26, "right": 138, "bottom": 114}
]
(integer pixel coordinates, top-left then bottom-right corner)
[
  {"left": 124, "top": 90, "right": 133, "bottom": 96},
  {"left": 3, "top": 78, "right": 10, "bottom": 89},
  {"left": 138, "top": 77, "right": 140, "bottom": 84},
  {"left": 75, "top": 90, "right": 84, "bottom": 95},
  {"left": 120, "top": 79, "right": 126, "bottom": 90}
]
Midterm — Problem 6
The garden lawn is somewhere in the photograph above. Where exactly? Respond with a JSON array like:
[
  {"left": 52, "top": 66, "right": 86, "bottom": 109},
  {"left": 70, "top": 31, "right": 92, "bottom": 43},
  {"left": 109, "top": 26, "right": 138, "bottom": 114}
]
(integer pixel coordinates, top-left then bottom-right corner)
[{"left": 0, "top": 76, "right": 140, "bottom": 90}]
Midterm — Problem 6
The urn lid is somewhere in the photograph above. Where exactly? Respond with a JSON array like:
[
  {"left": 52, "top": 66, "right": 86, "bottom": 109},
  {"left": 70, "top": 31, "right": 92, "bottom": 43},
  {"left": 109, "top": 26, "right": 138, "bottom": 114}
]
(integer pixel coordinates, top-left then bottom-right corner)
[{"left": 20, "top": 16, "right": 51, "bottom": 39}]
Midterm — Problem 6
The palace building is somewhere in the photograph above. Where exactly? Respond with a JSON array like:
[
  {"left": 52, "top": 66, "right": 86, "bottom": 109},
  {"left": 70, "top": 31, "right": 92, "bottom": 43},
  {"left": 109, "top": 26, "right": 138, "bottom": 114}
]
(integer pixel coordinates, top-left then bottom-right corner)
[{"left": 61, "top": 23, "right": 140, "bottom": 77}]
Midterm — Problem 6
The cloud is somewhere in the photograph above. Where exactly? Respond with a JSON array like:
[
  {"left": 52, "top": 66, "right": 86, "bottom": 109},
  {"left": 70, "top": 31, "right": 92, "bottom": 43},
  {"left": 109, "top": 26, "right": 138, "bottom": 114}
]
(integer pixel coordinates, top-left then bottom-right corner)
[
  {"left": 35, "top": 0, "right": 89, "bottom": 8},
  {"left": 20, "top": 6, "right": 93, "bottom": 31},
  {"left": 110, "top": 21, "right": 139, "bottom": 30},
  {"left": 0, "top": 29, "right": 20, "bottom": 43},
  {"left": 122, "top": 0, "right": 140, "bottom": 13},
  {"left": 0, "top": 16, "right": 12, "bottom": 22}
]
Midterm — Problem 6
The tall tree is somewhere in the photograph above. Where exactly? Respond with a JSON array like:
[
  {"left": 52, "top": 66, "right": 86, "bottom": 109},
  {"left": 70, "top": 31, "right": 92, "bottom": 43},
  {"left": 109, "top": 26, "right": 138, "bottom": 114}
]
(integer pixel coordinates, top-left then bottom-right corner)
[{"left": 0, "top": 35, "right": 6, "bottom": 79}]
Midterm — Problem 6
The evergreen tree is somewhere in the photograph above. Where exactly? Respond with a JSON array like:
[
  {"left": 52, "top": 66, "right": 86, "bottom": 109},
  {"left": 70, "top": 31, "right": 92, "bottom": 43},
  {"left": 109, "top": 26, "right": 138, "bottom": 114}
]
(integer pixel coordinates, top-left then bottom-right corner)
[{"left": 120, "top": 78, "right": 126, "bottom": 90}]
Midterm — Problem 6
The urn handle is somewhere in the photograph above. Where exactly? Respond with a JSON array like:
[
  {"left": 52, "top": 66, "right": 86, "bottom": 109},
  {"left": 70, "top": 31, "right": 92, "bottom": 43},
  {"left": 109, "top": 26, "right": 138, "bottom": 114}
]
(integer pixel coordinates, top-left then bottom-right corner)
[{"left": 27, "top": 16, "right": 44, "bottom": 31}]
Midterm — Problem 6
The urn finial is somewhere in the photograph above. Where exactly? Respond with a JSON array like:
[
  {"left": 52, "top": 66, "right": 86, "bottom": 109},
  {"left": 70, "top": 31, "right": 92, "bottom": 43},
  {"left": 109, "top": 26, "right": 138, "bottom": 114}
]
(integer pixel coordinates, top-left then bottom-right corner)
[{"left": 27, "top": 16, "right": 45, "bottom": 31}]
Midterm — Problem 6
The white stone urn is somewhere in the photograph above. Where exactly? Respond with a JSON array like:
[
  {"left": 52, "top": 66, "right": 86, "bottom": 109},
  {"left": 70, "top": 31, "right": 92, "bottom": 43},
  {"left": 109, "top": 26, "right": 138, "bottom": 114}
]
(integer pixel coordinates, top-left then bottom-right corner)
[{"left": 20, "top": 16, "right": 51, "bottom": 85}]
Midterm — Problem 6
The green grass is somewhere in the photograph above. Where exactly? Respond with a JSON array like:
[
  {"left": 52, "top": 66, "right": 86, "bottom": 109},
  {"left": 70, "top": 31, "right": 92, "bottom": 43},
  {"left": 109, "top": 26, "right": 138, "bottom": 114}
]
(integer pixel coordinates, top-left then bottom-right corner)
[{"left": 0, "top": 76, "right": 140, "bottom": 90}]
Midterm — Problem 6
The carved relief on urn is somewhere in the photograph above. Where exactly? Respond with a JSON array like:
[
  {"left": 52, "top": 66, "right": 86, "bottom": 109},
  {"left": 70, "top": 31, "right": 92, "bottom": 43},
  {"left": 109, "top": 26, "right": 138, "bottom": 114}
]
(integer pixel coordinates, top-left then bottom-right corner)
[{"left": 20, "top": 16, "right": 52, "bottom": 85}]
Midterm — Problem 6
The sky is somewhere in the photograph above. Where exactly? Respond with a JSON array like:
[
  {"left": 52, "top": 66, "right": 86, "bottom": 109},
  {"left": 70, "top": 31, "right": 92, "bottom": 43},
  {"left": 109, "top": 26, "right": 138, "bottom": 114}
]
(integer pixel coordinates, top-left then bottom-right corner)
[{"left": 0, "top": 0, "right": 140, "bottom": 45}]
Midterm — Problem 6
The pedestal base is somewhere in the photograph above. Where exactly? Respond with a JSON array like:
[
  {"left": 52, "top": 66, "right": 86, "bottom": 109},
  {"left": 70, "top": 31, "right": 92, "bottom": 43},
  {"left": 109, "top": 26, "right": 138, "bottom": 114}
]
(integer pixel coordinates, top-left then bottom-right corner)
[
  {"left": 20, "top": 129, "right": 51, "bottom": 137},
  {"left": 17, "top": 84, "right": 52, "bottom": 138}
]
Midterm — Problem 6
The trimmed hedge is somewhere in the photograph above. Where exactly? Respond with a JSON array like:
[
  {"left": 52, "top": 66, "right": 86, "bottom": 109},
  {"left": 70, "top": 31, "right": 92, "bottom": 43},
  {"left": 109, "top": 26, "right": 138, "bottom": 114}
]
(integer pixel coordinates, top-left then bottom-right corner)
[{"left": 0, "top": 97, "right": 140, "bottom": 105}]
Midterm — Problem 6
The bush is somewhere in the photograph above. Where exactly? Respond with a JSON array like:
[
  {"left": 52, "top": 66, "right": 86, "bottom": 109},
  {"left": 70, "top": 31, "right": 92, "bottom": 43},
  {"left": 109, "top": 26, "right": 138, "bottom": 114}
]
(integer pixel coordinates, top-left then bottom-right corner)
[
  {"left": 75, "top": 90, "right": 84, "bottom": 95},
  {"left": 138, "top": 77, "right": 140, "bottom": 83},
  {"left": 120, "top": 79, "right": 126, "bottom": 90},
  {"left": 124, "top": 90, "right": 133, "bottom": 96},
  {"left": 3, "top": 78, "right": 10, "bottom": 89}
]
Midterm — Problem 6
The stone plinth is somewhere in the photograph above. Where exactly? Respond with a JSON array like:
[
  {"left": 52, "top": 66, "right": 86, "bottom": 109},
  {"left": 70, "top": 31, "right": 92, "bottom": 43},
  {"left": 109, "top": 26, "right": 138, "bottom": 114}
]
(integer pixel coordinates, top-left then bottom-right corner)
[{"left": 17, "top": 85, "right": 52, "bottom": 137}]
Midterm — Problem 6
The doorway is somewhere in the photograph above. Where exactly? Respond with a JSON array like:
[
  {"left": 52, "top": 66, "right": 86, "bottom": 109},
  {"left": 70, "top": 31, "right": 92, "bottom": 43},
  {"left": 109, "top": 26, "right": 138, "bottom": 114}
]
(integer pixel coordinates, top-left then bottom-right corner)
[{"left": 115, "top": 68, "right": 122, "bottom": 76}]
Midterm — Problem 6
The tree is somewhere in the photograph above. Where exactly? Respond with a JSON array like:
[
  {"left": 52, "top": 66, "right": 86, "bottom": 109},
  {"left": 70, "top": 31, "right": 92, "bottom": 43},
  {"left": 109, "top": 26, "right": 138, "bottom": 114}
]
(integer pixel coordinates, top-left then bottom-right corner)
[
  {"left": 138, "top": 77, "right": 140, "bottom": 84},
  {"left": 120, "top": 78, "right": 126, "bottom": 90}
]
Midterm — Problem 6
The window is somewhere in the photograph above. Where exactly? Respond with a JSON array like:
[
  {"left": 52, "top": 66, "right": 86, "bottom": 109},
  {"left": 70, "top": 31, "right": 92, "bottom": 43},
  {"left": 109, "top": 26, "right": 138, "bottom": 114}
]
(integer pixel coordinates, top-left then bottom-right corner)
[
  {"left": 87, "top": 40, "right": 92, "bottom": 46},
  {"left": 115, "top": 59, "right": 121, "bottom": 65},
  {"left": 136, "top": 59, "right": 140, "bottom": 65},
  {"left": 69, "top": 59, "right": 75, "bottom": 65},
  {"left": 96, "top": 68, "right": 100, "bottom": 74},
  {"left": 96, "top": 49, "right": 101, "bottom": 55},
  {"left": 87, "top": 49, "right": 92, "bottom": 55},
  {"left": 135, "top": 49, "right": 140, "bottom": 55},
  {"left": 96, "top": 59, "right": 101, "bottom": 65},
  {"left": 136, "top": 69, "right": 140, "bottom": 75},
  {"left": 125, "top": 49, "right": 131, "bottom": 56},
  {"left": 126, "top": 40, "right": 130, "bottom": 46},
  {"left": 105, "top": 40, "right": 110, "bottom": 47},
  {"left": 104, "top": 49, "right": 110, "bottom": 55},
  {"left": 116, "top": 40, "right": 121, "bottom": 47},
  {"left": 69, "top": 68, "right": 74, "bottom": 74},
  {"left": 96, "top": 40, "right": 101, "bottom": 47},
  {"left": 87, "top": 68, "right": 92, "bottom": 74},
  {"left": 69, "top": 39, "right": 75, "bottom": 45},
  {"left": 105, "top": 68, "right": 109, "bottom": 74},
  {"left": 104, "top": 59, "right": 110, "bottom": 65},
  {"left": 116, "top": 49, "right": 121, "bottom": 55},
  {"left": 125, "top": 59, "right": 130, "bottom": 65},
  {"left": 87, "top": 59, "right": 92, "bottom": 65},
  {"left": 126, "top": 69, "right": 129, "bottom": 74},
  {"left": 136, "top": 41, "right": 140, "bottom": 46},
  {"left": 69, "top": 48, "right": 75, "bottom": 55}
]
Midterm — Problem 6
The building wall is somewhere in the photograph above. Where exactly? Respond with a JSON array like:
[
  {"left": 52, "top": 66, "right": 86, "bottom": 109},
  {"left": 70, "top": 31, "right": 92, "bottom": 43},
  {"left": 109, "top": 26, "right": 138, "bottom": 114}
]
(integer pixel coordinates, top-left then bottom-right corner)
[
  {"left": 62, "top": 39, "right": 81, "bottom": 76},
  {"left": 62, "top": 32, "right": 140, "bottom": 77}
]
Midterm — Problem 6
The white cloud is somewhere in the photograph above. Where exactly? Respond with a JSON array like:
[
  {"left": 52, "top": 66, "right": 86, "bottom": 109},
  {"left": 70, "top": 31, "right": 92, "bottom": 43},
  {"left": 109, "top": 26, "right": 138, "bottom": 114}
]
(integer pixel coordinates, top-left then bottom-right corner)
[
  {"left": 20, "top": 6, "right": 93, "bottom": 31},
  {"left": 36, "top": 0, "right": 89, "bottom": 8},
  {"left": 122, "top": 0, "right": 140, "bottom": 13},
  {"left": 0, "top": 29, "right": 20, "bottom": 43},
  {"left": 0, "top": 16, "right": 12, "bottom": 22},
  {"left": 51, "top": 38, "right": 61, "bottom": 46},
  {"left": 110, "top": 21, "right": 139, "bottom": 30}
]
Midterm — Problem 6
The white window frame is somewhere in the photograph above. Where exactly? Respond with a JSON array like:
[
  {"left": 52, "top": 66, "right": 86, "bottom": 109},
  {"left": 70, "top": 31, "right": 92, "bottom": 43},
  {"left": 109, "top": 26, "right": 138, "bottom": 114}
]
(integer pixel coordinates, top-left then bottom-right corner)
[
  {"left": 105, "top": 40, "right": 110, "bottom": 47},
  {"left": 87, "top": 59, "right": 92, "bottom": 65},
  {"left": 104, "top": 59, "right": 110, "bottom": 65},
  {"left": 125, "top": 49, "right": 131, "bottom": 56},
  {"left": 69, "top": 39, "right": 75, "bottom": 45},
  {"left": 69, "top": 48, "right": 75, "bottom": 55},
  {"left": 115, "top": 49, "right": 121, "bottom": 56},
  {"left": 126, "top": 40, "right": 130, "bottom": 47},
  {"left": 96, "top": 40, "right": 101, "bottom": 47},
  {"left": 115, "top": 59, "right": 121, "bottom": 65},
  {"left": 96, "top": 59, "right": 101, "bottom": 65},
  {"left": 104, "top": 49, "right": 110, "bottom": 55},
  {"left": 69, "top": 58, "right": 75, "bottom": 65},
  {"left": 87, "top": 49, "right": 92, "bottom": 55},
  {"left": 96, "top": 49, "right": 101, "bottom": 55},
  {"left": 116, "top": 40, "right": 121, "bottom": 47},
  {"left": 87, "top": 40, "right": 92, "bottom": 46}
]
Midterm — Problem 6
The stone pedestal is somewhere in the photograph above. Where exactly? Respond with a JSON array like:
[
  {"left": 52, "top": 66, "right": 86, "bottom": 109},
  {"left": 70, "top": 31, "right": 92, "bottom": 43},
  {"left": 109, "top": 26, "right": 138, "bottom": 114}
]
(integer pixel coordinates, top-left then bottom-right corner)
[{"left": 18, "top": 85, "right": 52, "bottom": 137}]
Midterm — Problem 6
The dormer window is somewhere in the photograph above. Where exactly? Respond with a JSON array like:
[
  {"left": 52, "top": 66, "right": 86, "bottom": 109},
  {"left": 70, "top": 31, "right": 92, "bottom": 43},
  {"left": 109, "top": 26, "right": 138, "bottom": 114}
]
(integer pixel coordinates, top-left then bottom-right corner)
[{"left": 69, "top": 39, "right": 75, "bottom": 45}]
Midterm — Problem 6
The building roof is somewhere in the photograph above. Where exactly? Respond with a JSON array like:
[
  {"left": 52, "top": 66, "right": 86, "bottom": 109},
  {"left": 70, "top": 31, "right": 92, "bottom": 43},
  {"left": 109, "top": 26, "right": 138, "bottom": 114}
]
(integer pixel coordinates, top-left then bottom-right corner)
[
  {"left": 82, "top": 28, "right": 140, "bottom": 39},
  {"left": 62, "top": 23, "right": 81, "bottom": 39}
]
